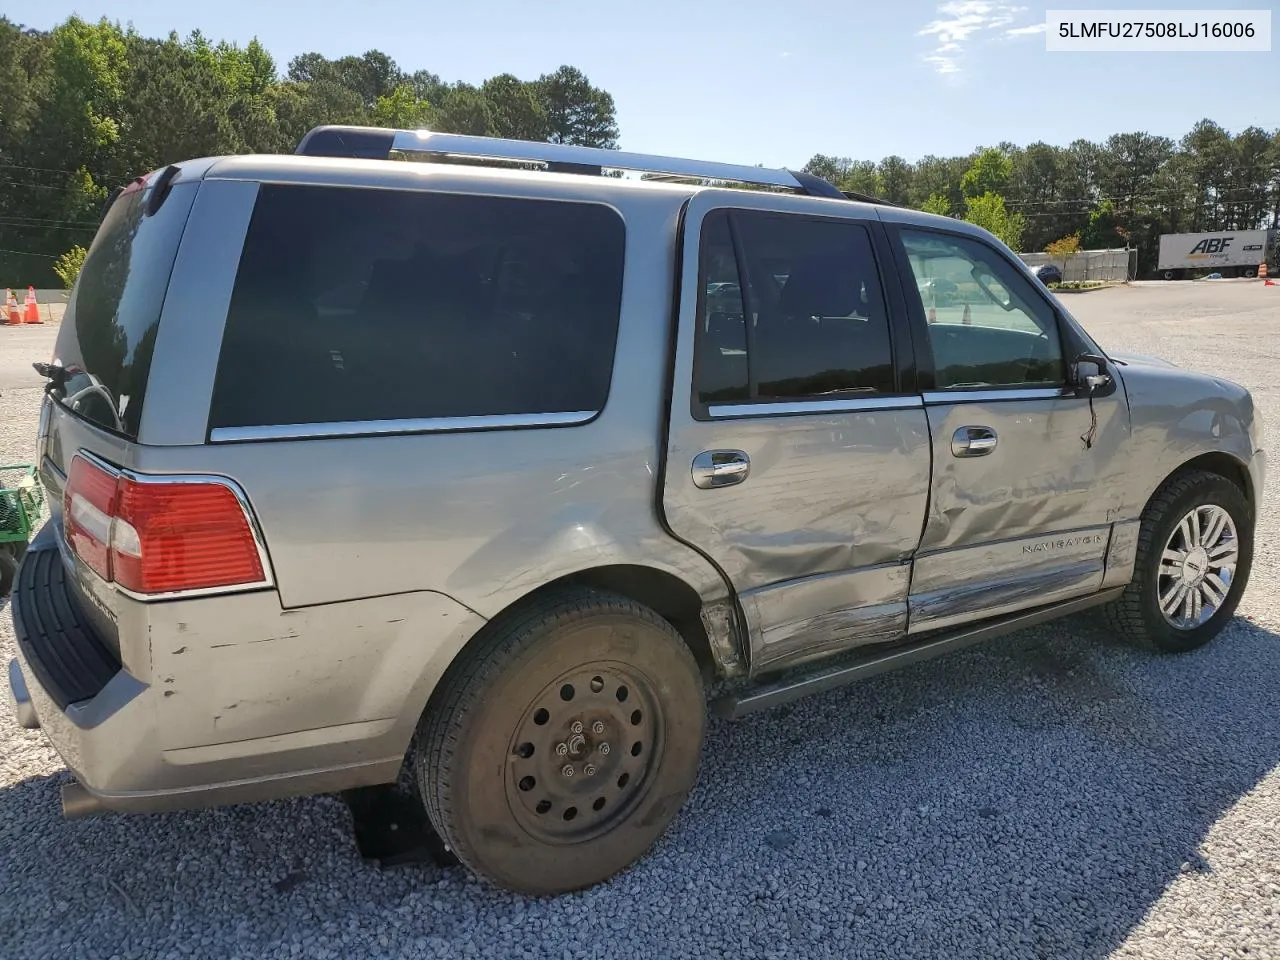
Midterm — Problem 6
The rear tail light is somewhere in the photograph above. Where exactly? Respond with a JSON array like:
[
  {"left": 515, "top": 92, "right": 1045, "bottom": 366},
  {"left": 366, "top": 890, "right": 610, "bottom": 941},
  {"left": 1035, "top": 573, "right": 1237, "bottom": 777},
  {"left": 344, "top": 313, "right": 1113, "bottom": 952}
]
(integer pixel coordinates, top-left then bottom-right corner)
[{"left": 64, "top": 454, "right": 268, "bottom": 597}]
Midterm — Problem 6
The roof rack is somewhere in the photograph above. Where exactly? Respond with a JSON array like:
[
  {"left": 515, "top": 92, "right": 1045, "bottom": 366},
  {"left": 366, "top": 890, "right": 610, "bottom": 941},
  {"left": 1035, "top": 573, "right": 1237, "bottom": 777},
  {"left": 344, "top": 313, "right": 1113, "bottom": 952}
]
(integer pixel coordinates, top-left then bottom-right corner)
[
  {"left": 294, "top": 125, "right": 848, "bottom": 200},
  {"left": 842, "top": 189, "right": 900, "bottom": 208}
]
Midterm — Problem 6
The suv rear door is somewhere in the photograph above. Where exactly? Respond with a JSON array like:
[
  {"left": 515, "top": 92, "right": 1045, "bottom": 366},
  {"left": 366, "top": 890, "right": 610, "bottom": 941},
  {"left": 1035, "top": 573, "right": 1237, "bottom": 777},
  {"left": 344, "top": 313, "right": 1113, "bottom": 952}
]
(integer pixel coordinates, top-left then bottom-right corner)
[
  {"left": 883, "top": 218, "right": 1132, "bottom": 632},
  {"left": 661, "top": 191, "right": 930, "bottom": 675}
]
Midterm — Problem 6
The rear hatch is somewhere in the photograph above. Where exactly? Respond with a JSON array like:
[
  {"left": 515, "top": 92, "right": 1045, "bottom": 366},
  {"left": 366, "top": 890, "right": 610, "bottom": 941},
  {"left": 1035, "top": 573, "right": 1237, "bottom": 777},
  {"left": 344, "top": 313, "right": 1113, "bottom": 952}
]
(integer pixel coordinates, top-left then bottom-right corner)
[{"left": 36, "top": 168, "right": 200, "bottom": 652}]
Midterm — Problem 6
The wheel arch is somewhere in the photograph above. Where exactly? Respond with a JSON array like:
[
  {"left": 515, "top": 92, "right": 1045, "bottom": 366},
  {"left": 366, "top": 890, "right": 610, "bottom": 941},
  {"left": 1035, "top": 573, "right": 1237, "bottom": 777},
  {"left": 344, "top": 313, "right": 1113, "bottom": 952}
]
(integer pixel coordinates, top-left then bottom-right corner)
[
  {"left": 1158, "top": 451, "right": 1254, "bottom": 512},
  {"left": 486, "top": 564, "right": 735, "bottom": 681}
]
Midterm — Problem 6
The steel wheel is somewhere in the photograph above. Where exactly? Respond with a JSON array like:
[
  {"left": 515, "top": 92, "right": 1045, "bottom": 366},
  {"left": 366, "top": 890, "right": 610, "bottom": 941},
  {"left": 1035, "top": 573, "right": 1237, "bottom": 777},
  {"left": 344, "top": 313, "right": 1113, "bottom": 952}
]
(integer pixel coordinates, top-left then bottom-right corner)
[
  {"left": 416, "top": 589, "right": 706, "bottom": 894},
  {"left": 505, "top": 662, "right": 661, "bottom": 843},
  {"left": 1158, "top": 504, "right": 1238, "bottom": 630}
]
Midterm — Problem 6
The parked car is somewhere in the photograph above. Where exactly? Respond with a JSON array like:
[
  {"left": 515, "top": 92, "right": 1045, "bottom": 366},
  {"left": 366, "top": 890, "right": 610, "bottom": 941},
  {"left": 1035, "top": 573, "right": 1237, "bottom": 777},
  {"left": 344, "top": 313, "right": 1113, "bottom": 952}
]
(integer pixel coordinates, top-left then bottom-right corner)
[
  {"left": 8, "top": 127, "right": 1265, "bottom": 896},
  {"left": 1033, "top": 262, "right": 1063, "bottom": 285}
]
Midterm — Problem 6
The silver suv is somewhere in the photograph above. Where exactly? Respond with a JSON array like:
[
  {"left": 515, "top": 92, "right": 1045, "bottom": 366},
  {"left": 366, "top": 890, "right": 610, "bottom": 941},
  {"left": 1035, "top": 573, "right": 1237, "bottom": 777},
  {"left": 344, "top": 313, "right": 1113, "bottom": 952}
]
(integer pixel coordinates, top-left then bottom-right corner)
[{"left": 7, "top": 127, "right": 1265, "bottom": 895}]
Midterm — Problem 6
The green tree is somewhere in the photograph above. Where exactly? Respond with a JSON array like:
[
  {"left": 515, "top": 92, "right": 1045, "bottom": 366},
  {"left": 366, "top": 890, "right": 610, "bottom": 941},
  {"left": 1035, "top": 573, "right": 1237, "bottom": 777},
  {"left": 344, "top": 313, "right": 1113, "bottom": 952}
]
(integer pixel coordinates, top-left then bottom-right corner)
[
  {"left": 964, "top": 192, "right": 1026, "bottom": 250},
  {"left": 482, "top": 74, "right": 547, "bottom": 140},
  {"left": 435, "top": 83, "right": 496, "bottom": 136},
  {"left": 876, "top": 155, "right": 912, "bottom": 205},
  {"left": 1083, "top": 200, "right": 1124, "bottom": 249},
  {"left": 838, "top": 160, "right": 879, "bottom": 197},
  {"left": 53, "top": 244, "right": 87, "bottom": 288},
  {"left": 802, "top": 154, "right": 853, "bottom": 185},
  {"left": 961, "top": 148, "right": 1012, "bottom": 199},
  {"left": 537, "top": 66, "right": 618, "bottom": 148},
  {"left": 920, "top": 194, "right": 951, "bottom": 216},
  {"left": 371, "top": 84, "right": 435, "bottom": 129}
]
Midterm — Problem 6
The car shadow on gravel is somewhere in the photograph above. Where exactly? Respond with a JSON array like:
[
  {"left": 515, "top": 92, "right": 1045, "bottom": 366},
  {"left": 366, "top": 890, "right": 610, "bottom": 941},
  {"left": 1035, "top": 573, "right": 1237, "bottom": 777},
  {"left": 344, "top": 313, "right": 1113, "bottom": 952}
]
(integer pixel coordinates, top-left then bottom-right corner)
[{"left": 2, "top": 614, "right": 1279, "bottom": 960}]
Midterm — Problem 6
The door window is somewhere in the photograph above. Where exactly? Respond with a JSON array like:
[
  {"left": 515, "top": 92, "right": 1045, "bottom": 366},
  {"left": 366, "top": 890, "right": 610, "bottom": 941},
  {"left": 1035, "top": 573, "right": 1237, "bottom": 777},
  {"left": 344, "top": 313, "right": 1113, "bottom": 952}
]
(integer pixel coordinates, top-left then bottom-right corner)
[
  {"left": 693, "top": 210, "right": 896, "bottom": 411},
  {"left": 899, "top": 230, "right": 1064, "bottom": 390}
]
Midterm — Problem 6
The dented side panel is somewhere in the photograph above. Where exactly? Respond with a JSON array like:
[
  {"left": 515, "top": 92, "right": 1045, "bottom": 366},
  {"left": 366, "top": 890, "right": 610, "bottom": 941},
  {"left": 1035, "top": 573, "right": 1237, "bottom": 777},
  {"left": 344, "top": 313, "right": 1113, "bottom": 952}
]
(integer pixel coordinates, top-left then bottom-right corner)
[
  {"left": 910, "top": 526, "right": 1110, "bottom": 633},
  {"left": 741, "top": 564, "right": 909, "bottom": 674},
  {"left": 911, "top": 392, "right": 1130, "bottom": 625},
  {"left": 149, "top": 590, "right": 487, "bottom": 760}
]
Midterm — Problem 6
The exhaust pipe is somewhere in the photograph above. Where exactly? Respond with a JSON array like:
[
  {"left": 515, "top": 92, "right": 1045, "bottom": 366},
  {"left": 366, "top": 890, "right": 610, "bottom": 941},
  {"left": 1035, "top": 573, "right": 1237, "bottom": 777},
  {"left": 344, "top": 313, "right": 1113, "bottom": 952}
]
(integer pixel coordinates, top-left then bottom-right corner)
[{"left": 61, "top": 782, "right": 107, "bottom": 820}]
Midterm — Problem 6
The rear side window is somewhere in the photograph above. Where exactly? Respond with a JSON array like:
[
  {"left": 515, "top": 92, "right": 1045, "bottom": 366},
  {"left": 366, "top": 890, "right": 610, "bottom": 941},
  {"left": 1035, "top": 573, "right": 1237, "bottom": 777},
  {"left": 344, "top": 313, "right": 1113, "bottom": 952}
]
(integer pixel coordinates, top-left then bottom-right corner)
[
  {"left": 693, "top": 209, "right": 895, "bottom": 412},
  {"left": 209, "top": 185, "right": 626, "bottom": 431},
  {"left": 52, "top": 180, "right": 198, "bottom": 439}
]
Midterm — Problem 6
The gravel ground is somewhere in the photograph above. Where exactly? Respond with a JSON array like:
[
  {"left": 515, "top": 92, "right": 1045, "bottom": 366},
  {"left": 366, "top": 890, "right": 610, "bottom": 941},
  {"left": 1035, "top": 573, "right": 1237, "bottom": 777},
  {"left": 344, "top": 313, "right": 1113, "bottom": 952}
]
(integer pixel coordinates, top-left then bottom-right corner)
[{"left": 2, "top": 281, "right": 1279, "bottom": 959}]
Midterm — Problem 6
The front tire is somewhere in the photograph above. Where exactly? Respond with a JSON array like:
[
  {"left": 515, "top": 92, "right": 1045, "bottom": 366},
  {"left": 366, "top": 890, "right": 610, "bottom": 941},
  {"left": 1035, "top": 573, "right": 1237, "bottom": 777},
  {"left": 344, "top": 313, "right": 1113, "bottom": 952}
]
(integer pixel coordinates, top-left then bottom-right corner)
[
  {"left": 416, "top": 589, "right": 706, "bottom": 895},
  {"left": 1103, "top": 470, "right": 1253, "bottom": 653}
]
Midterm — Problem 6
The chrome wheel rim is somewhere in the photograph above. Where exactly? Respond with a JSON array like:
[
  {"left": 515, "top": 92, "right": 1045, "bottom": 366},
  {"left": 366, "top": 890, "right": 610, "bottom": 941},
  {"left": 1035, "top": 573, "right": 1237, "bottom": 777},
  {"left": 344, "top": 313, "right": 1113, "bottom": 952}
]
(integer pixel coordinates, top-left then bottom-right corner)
[{"left": 1158, "top": 504, "right": 1238, "bottom": 630}]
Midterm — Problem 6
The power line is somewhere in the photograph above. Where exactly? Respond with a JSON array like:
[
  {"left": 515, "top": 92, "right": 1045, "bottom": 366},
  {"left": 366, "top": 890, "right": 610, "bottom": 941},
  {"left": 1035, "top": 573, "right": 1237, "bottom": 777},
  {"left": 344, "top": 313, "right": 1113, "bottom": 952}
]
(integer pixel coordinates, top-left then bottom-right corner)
[
  {"left": 0, "top": 177, "right": 89, "bottom": 192},
  {"left": 0, "top": 247, "right": 61, "bottom": 259},
  {"left": 0, "top": 224, "right": 97, "bottom": 236},
  {"left": 0, "top": 216, "right": 98, "bottom": 227},
  {"left": 0, "top": 161, "right": 82, "bottom": 176}
]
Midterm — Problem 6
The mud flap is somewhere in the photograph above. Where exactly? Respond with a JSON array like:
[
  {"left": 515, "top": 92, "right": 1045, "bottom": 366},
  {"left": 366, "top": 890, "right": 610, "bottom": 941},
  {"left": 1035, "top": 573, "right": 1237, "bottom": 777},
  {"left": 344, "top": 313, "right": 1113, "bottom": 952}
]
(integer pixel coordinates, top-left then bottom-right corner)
[{"left": 340, "top": 784, "right": 459, "bottom": 869}]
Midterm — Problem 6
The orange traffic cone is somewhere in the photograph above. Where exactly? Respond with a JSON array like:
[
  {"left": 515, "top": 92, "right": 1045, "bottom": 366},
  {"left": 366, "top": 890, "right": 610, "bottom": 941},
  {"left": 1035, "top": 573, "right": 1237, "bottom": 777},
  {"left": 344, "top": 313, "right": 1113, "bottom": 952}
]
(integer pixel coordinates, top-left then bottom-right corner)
[
  {"left": 961, "top": 302, "right": 971, "bottom": 325},
  {"left": 22, "top": 286, "right": 41, "bottom": 323},
  {"left": 4, "top": 289, "right": 21, "bottom": 325},
  {"left": 1259, "top": 262, "right": 1267, "bottom": 279}
]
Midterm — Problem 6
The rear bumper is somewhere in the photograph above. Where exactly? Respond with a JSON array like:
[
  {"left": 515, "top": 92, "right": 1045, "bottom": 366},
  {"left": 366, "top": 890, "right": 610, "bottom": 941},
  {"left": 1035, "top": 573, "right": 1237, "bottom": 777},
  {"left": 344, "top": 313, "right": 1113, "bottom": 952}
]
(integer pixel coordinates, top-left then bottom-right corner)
[{"left": 8, "top": 533, "right": 488, "bottom": 816}]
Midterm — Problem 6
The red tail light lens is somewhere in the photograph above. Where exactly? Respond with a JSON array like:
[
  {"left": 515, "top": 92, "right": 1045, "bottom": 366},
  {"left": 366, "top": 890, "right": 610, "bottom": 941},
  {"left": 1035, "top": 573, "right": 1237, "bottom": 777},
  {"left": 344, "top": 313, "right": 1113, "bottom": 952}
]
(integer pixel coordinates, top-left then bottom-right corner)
[
  {"left": 65, "top": 456, "right": 118, "bottom": 580},
  {"left": 64, "top": 454, "right": 267, "bottom": 597}
]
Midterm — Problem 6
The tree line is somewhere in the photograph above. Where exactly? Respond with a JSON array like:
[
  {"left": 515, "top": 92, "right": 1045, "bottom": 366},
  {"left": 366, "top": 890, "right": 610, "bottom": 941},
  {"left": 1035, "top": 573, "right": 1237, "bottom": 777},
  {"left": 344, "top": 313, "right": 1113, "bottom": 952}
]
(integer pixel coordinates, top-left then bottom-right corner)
[
  {"left": 0, "top": 16, "right": 619, "bottom": 285},
  {"left": 802, "top": 123, "right": 1280, "bottom": 276},
  {"left": 4, "top": 15, "right": 1278, "bottom": 285}
]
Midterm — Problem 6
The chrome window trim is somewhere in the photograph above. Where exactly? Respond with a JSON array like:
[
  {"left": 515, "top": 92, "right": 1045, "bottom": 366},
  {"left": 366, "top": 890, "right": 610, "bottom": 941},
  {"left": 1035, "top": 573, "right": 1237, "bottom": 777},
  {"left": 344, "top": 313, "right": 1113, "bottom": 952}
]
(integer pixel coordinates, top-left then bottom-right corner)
[
  {"left": 209, "top": 410, "right": 599, "bottom": 443},
  {"left": 706, "top": 396, "right": 924, "bottom": 419},
  {"left": 922, "top": 387, "right": 1071, "bottom": 404},
  {"left": 71, "top": 449, "right": 277, "bottom": 602}
]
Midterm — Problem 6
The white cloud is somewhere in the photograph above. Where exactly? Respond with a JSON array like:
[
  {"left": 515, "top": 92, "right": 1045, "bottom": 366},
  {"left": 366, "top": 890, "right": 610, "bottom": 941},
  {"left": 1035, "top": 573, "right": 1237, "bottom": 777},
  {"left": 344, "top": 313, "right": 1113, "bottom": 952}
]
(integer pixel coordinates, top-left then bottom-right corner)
[{"left": 918, "top": 2, "right": 1042, "bottom": 74}]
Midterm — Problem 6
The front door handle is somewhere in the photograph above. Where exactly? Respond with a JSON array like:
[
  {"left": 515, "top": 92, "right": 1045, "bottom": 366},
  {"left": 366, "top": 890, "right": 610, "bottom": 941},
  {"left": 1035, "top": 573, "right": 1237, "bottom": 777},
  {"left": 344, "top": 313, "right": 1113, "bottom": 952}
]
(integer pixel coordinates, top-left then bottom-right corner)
[
  {"left": 951, "top": 426, "right": 998, "bottom": 458},
  {"left": 692, "top": 450, "right": 751, "bottom": 489}
]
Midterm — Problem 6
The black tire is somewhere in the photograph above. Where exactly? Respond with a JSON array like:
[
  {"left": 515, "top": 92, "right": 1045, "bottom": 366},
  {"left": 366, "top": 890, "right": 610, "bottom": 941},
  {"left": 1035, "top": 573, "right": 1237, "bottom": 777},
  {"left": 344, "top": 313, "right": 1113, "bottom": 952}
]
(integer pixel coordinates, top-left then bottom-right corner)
[
  {"left": 0, "top": 541, "right": 27, "bottom": 598},
  {"left": 416, "top": 588, "right": 706, "bottom": 895},
  {"left": 1103, "top": 470, "right": 1253, "bottom": 653}
]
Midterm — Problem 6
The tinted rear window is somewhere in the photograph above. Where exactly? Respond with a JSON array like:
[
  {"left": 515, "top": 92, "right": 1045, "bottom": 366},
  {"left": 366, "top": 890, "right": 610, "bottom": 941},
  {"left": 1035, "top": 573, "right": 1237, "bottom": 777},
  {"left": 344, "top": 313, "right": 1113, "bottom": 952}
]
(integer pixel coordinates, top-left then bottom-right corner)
[
  {"left": 52, "top": 180, "right": 197, "bottom": 439},
  {"left": 209, "top": 185, "right": 627, "bottom": 431}
]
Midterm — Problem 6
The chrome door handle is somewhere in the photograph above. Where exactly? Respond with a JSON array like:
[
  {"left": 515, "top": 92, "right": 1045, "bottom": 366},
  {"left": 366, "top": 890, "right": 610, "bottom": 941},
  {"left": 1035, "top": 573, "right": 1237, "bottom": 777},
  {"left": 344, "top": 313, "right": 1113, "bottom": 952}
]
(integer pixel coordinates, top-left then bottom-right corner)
[
  {"left": 692, "top": 450, "right": 751, "bottom": 489},
  {"left": 951, "top": 426, "right": 998, "bottom": 458}
]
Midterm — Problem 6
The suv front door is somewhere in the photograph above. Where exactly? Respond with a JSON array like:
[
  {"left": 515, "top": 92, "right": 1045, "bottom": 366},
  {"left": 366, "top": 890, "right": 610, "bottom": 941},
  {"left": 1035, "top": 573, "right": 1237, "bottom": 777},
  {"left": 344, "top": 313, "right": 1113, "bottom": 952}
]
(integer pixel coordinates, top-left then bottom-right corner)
[
  {"left": 662, "top": 192, "right": 930, "bottom": 675},
  {"left": 884, "top": 219, "right": 1132, "bottom": 633}
]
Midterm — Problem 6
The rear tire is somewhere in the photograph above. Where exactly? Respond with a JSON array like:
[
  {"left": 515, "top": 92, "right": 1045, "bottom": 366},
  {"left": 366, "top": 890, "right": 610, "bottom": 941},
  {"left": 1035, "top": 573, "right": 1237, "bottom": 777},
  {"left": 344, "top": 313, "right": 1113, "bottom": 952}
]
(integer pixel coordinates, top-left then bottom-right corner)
[
  {"left": 1103, "top": 470, "right": 1253, "bottom": 653},
  {"left": 416, "top": 589, "right": 706, "bottom": 895}
]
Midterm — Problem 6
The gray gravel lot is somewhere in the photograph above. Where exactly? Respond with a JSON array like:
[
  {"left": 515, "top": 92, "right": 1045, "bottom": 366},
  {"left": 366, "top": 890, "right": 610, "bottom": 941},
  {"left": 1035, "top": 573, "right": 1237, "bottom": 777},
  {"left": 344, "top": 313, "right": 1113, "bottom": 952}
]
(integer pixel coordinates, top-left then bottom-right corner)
[{"left": 2, "top": 280, "right": 1279, "bottom": 959}]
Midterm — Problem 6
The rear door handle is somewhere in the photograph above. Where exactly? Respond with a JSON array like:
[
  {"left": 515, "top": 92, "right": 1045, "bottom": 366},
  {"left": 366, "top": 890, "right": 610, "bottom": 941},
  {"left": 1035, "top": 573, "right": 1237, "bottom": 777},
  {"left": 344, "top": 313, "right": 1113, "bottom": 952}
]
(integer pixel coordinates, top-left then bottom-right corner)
[
  {"left": 951, "top": 426, "right": 998, "bottom": 457},
  {"left": 692, "top": 450, "right": 750, "bottom": 489}
]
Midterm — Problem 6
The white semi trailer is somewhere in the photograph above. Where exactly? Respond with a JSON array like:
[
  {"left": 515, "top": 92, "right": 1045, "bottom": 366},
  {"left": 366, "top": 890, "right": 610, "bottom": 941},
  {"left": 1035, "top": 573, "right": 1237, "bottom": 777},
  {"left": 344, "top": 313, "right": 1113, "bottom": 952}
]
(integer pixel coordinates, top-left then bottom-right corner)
[{"left": 1157, "top": 228, "right": 1277, "bottom": 279}]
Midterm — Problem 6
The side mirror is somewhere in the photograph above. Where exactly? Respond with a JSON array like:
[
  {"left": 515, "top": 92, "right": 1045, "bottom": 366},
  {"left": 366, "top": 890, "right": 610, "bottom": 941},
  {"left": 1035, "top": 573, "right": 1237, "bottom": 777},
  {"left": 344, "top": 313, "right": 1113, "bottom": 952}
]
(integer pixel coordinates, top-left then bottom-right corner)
[{"left": 1073, "top": 353, "right": 1113, "bottom": 397}]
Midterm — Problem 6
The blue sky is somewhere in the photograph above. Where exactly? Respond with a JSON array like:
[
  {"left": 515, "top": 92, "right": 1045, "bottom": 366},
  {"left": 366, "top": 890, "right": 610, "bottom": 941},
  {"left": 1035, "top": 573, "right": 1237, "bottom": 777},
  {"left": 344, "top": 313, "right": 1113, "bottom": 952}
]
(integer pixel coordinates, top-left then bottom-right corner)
[{"left": 9, "top": 0, "right": 1277, "bottom": 166}]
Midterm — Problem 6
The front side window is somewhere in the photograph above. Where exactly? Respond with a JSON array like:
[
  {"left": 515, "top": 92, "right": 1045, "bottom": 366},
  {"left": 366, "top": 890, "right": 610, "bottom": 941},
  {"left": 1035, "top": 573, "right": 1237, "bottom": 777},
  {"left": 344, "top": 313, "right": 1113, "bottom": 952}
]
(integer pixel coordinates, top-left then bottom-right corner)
[
  {"left": 210, "top": 185, "right": 626, "bottom": 430},
  {"left": 899, "top": 230, "right": 1064, "bottom": 390},
  {"left": 693, "top": 210, "right": 895, "bottom": 410}
]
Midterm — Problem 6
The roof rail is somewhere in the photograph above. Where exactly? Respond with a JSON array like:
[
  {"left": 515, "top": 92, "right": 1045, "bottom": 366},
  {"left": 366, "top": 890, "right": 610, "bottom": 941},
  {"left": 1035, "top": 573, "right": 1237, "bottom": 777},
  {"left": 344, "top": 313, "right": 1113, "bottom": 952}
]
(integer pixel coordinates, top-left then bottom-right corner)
[
  {"left": 294, "top": 125, "right": 848, "bottom": 200},
  {"left": 842, "top": 189, "right": 900, "bottom": 208}
]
